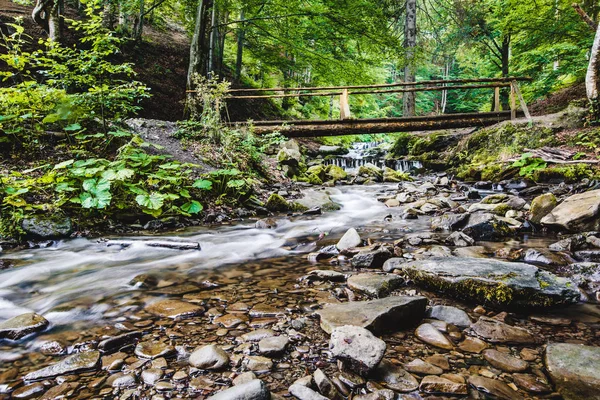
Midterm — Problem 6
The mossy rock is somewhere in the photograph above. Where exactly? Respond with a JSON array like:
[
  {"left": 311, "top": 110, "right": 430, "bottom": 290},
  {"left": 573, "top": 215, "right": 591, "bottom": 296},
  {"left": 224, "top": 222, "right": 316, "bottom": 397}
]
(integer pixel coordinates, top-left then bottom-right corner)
[
  {"left": 530, "top": 193, "right": 557, "bottom": 224},
  {"left": 306, "top": 173, "right": 324, "bottom": 185},
  {"left": 265, "top": 193, "right": 291, "bottom": 212},
  {"left": 358, "top": 163, "right": 383, "bottom": 181},
  {"left": 389, "top": 133, "right": 418, "bottom": 157},
  {"left": 383, "top": 167, "right": 412, "bottom": 183},
  {"left": 307, "top": 165, "right": 327, "bottom": 181},
  {"left": 532, "top": 164, "right": 597, "bottom": 183},
  {"left": 326, "top": 165, "right": 348, "bottom": 182}
]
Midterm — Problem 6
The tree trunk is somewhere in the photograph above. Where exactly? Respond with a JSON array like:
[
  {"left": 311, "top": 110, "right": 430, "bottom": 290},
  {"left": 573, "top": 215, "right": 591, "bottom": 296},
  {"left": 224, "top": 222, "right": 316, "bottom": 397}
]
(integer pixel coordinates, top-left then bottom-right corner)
[
  {"left": 187, "top": 0, "right": 210, "bottom": 89},
  {"left": 235, "top": 8, "right": 245, "bottom": 82},
  {"left": 133, "top": 0, "right": 144, "bottom": 40},
  {"left": 403, "top": 0, "right": 417, "bottom": 117},
  {"left": 208, "top": 3, "right": 218, "bottom": 76},
  {"left": 586, "top": 21, "right": 600, "bottom": 102},
  {"left": 500, "top": 34, "right": 510, "bottom": 109},
  {"left": 32, "top": 0, "right": 61, "bottom": 42}
]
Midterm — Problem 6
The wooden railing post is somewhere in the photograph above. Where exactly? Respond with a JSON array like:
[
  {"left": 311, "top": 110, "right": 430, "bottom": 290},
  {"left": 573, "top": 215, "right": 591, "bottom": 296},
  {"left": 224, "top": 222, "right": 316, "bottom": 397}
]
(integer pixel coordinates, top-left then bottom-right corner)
[
  {"left": 340, "top": 89, "right": 351, "bottom": 120},
  {"left": 510, "top": 83, "right": 517, "bottom": 120},
  {"left": 494, "top": 86, "right": 500, "bottom": 112},
  {"left": 511, "top": 80, "right": 532, "bottom": 123}
]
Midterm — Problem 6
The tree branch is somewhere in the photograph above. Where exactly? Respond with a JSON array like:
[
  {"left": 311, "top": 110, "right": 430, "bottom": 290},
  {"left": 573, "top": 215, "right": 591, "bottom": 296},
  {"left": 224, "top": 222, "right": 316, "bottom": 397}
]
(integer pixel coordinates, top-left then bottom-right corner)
[{"left": 572, "top": 3, "right": 597, "bottom": 31}]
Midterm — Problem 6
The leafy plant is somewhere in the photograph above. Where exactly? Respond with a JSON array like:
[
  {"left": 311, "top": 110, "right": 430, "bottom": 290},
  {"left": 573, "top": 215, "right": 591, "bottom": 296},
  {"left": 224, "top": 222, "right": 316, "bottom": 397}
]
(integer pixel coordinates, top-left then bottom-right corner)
[{"left": 511, "top": 153, "right": 547, "bottom": 180}]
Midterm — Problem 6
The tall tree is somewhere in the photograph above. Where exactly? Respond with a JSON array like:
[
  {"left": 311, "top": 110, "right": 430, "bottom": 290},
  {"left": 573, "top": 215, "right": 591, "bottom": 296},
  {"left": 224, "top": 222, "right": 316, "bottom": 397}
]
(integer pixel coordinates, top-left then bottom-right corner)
[{"left": 403, "top": 0, "right": 417, "bottom": 116}]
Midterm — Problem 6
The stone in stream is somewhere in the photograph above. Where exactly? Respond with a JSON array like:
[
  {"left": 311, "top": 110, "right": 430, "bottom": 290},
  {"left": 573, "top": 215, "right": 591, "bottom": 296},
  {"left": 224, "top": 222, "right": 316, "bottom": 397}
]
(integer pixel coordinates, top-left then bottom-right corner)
[
  {"left": 302, "top": 270, "right": 346, "bottom": 282},
  {"left": 419, "top": 375, "right": 468, "bottom": 395},
  {"left": 243, "top": 356, "right": 273, "bottom": 372},
  {"left": 346, "top": 273, "right": 403, "bottom": 298},
  {"left": 289, "top": 383, "right": 329, "bottom": 400},
  {"left": 404, "top": 359, "right": 443, "bottom": 375},
  {"left": 530, "top": 193, "right": 557, "bottom": 223},
  {"left": 24, "top": 351, "right": 100, "bottom": 381},
  {"left": 329, "top": 326, "right": 386, "bottom": 375},
  {"left": 468, "top": 375, "right": 523, "bottom": 400},
  {"left": 414, "top": 323, "right": 454, "bottom": 350},
  {"left": 337, "top": 228, "right": 362, "bottom": 251},
  {"left": 21, "top": 216, "right": 72, "bottom": 239},
  {"left": 258, "top": 335, "right": 289, "bottom": 355},
  {"left": 208, "top": 379, "right": 270, "bottom": 400},
  {"left": 316, "top": 296, "right": 427, "bottom": 335},
  {"left": 351, "top": 247, "right": 393, "bottom": 269},
  {"left": 541, "top": 189, "right": 600, "bottom": 231},
  {"left": 458, "top": 336, "right": 488, "bottom": 353},
  {"left": 188, "top": 345, "right": 230, "bottom": 370},
  {"left": 523, "top": 248, "right": 570, "bottom": 267},
  {"left": 482, "top": 349, "right": 528, "bottom": 372},
  {"left": 145, "top": 299, "right": 204, "bottom": 320},
  {"left": 370, "top": 360, "right": 419, "bottom": 392},
  {"left": 313, "top": 369, "right": 343, "bottom": 400},
  {"left": 11, "top": 382, "right": 46, "bottom": 399},
  {"left": 141, "top": 368, "right": 164, "bottom": 385},
  {"left": 469, "top": 317, "right": 536, "bottom": 344},
  {"left": 445, "top": 231, "right": 474, "bottom": 247},
  {"left": 134, "top": 341, "right": 175, "bottom": 359},
  {"left": 427, "top": 305, "right": 471, "bottom": 328},
  {"left": 233, "top": 372, "right": 257, "bottom": 386},
  {"left": 512, "top": 373, "right": 552, "bottom": 394},
  {"left": 98, "top": 331, "right": 142, "bottom": 353},
  {"left": 0, "top": 313, "right": 49, "bottom": 341},
  {"left": 461, "top": 213, "right": 514, "bottom": 241},
  {"left": 431, "top": 213, "right": 469, "bottom": 231},
  {"left": 545, "top": 343, "right": 600, "bottom": 400},
  {"left": 398, "top": 257, "right": 579, "bottom": 308}
]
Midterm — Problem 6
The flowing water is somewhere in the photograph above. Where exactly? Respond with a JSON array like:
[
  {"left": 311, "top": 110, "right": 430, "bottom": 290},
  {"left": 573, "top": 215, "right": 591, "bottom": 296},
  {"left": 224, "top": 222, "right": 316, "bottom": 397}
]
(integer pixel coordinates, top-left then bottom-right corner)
[{"left": 323, "top": 142, "right": 422, "bottom": 173}]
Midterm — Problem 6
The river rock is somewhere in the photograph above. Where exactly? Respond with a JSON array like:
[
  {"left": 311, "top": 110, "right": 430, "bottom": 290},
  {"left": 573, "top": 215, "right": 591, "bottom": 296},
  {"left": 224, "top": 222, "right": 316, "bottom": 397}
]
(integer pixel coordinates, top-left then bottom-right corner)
[
  {"left": 419, "top": 375, "right": 468, "bottom": 394},
  {"left": 482, "top": 349, "right": 528, "bottom": 372},
  {"left": 313, "top": 369, "right": 342, "bottom": 400},
  {"left": 24, "top": 351, "right": 100, "bottom": 381},
  {"left": 530, "top": 193, "right": 557, "bottom": 223},
  {"left": 208, "top": 379, "right": 271, "bottom": 400},
  {"left": 545, "top": 343, "right": 600, "bottom": 400},
  {"left": 414, "top": 323, "right": 453, "bottom": 350},
  {"left": 319, "top": 145, "right": 347, "bottom": 155},
  {"left": 346, "top": 273, "right": 403, "bottom": 298},
  {"left": 445, "top": 231, "right": 474, "bottom": 247},
  {"left": 337, "top": 228, "right": 362, "bottom": 251},
  {"left": 398, "top": 257, "right": 579, "bottom": 308},
  {"left": 295, "top": 189, "right": 341, "bottom": 212},
  {"left": 458, "top": 336, "right": 488, "bottom": 353},
  {"left": 289, "top": 383, "right": 328, "bottom": 400},
  {"left": 404, "top": 359, "right": 443, "bottom": 375},
  {"left": 469, "top": 317, "right": 536, "bottom": 344},
  {"left": 329, "top": 326, "right": 386, "bottom": 374},
  {"left": 523, "top": 248, "right": 569, "bottom": 267},
  {"left": 12, "top": 382, "right": 45, "bottom": 399},
  {"left": 189, "top": 345, "right": 230, "bottom": 370},
  {"left": 145, "top": 299, "right": 204, "bottom": 319},
  {"left": 233, "top": 372, "right": 257, "bottom": 386},
  {"left": 513, "top": 373, "right": 552, "bottom": 393},
  {"left": 468, "top": 375, "right": 523, "bottom": 400},
  {"left": 427, "top": 305, "right": 471, "bottom": 328},
  {"left": 462, "top": 213, "right": 514, "bottom": 241},
  {"left": 244, "top": 356, "right": 273, "bottom": 372},
  {"left": 258, "top": 335, "right": 289, "bottom": 355},
  {"left": 560, "top": 262, "right": 600, "bottom": 301},
  {"left": 431, "top": 213, "right": 469, "bottom": 231},
  {"left": 0, "top": 313, "right": 49, "bottom": 341},
  {"left": 304, "top": 270, "right": 346, "bottom": 282},
  {"left": 357, "top": 163, "right": 383, "bottom": 182},
  {"left": 350, "top": 247, "right": 393, "bottom": 269},
  {"left": 371, "top": 360, "right": 419, "bottom": 392},
  {"left": 316, "top": 296, "right": 427, "bottom": 334},
  {"left": 141, "top": 368, "right": 164, "bottom": 385},
  {"left": 134, "top": 341, "right": 175, "bottom": 359},
  {"left": 21, "top": 216, "right": 72, "bottom": 239},
  {"left": 541, "top": 189, "right": 600, "bottom": 231}
]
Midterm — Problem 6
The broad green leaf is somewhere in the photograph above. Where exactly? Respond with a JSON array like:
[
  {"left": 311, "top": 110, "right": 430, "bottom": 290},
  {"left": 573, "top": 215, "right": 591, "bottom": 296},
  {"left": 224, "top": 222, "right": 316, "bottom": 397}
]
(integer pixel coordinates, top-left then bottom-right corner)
[
  {"left": 181, "top": 200, "right": 203, "bottom": 214},
  {"left": 135, "top": 192, "right": 165, "bottom": 210},
  {"left": 54, "top": 159, "right": 75, "bottom": 169},
  {"left": 64, "top": 123, "right": 82, "bottom": 131},
  {"left": 192, "top": 179, "right": 212, "bottom": 190}
]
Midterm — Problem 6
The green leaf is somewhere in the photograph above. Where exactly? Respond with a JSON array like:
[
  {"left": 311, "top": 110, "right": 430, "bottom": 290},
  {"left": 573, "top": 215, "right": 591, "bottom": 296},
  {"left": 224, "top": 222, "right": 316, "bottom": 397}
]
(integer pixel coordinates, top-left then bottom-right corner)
[
  {"left": 136, "top": 192, "right": 165, "bottom": 210},
  {"left": 64, "top": 123, "right": 82, "bottom": 131},
  {"left": 54, "top": 159, "right": 75, "bottom": 169},
  {"left": 192, "top": 179, "right": 213, "bottom": 190},
  {"left": 102, "top": 168, "right": 134, "bottom": 181},
  {"left": 181, "top": 200, "right": 203, "bottom": 214},
  {"left": 227, "top": 179, "right": 246, "bottom": 189}
]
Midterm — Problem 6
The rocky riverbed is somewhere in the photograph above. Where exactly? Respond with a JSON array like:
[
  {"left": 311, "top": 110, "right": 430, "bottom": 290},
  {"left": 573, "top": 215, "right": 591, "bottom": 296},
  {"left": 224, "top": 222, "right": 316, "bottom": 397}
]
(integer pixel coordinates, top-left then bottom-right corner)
[{"left": 1, "top": 177, "right": 600, "bottom": 400}]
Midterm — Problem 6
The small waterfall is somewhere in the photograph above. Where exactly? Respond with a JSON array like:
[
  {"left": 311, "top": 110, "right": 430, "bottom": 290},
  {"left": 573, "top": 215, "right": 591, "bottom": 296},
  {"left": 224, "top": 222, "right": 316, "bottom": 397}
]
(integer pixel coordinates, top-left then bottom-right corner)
[{"left": 324, "top": 142, "right": 422, "bottom": 173}]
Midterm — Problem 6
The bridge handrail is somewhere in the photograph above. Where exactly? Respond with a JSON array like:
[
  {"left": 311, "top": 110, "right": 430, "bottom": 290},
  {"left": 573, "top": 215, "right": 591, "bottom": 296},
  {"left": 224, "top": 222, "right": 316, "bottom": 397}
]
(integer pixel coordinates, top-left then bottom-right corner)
[{"left": 224, "top": 76, "right": 531, "bottom": 94}]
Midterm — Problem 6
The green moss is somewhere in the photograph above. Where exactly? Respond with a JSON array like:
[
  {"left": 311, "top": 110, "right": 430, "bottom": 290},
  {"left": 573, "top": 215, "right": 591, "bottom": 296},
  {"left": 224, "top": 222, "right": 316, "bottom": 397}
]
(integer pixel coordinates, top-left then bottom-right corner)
[
  {"left": 532, "top": 164, "right": 597, "bottom": 183},
  {"left": 326, "top": 165, "right": 348, "bottom": 181},
  {"left": 306, "top": 173, "right": 323, "bottom": 185},
  {"left": 265, "top": 193, "right": 290, "bottom": 212},
  {"left": 307, "top": 164, "right": 326, "bottom": 180}
]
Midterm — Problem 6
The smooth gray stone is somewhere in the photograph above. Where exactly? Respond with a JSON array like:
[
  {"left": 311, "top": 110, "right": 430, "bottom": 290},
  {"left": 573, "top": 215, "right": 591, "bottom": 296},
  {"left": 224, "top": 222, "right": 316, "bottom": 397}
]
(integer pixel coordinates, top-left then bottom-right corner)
[
  {"left": 24, "top": 351, "right": 100, "bottom": 381},
  {"left": 208, "top": 379, "right": 271, "bottom": 400}
]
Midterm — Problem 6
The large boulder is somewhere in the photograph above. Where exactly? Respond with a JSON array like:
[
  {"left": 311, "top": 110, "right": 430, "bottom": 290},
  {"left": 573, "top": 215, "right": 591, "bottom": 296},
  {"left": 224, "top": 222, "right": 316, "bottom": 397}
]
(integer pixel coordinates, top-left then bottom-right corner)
[
  {"left": 326, "top": 165, "right": 348, "bottom": 182},
  {"left": 357, "top": 163, "right": 383, "bottom": 182},
  {"left": 541, "top": 190, "right": 600, "bottom": 231},
  {"left": 316, "top": 296, "right": 427, "bottom": 334},
  {"left": 21, "top": 216, "right": 72, "bottom": 239},
  {"left": 545, "top": 343, "right": 600, "bottom": 400},
  {"left": 530, "top": 193, "right": 557, "bottom": 224},
  {"left": 294, "top": 189, "right": 341, "bottom": 212},
  {"left": 462, "top": 213, "right": 514, "bottom": 241},
  {"left": 397, "top": 257, "right": 579, "bottom": 308}
]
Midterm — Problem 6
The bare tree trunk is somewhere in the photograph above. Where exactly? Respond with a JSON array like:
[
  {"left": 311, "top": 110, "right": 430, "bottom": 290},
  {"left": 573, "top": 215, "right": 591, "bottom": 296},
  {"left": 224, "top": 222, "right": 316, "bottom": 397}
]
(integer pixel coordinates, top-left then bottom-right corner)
[
  {"left": 235, "top": 8, "right": 245, "bottom": 82},
  {"left": 403, "top": 0, "right": 417, "bottom": 117},
  {"left": 32, "top": 0, "right": 61, "bottom": 42},
  {"left": 133, "top": 0, "right": 144, "bottom": 40},
  {"left": 217, "top": 10, "right": 228, "bottom": 77},
  {"left": 103, "top": 0, "right": 116, "bottom": 29},
  {"left": 208, "top": 3, "right": 217, "bottom": 77},
  {"left": 500, "top": 34, "right": 510, "bottom": 109},
  {"left": 187, "top": 0, "right": 210, "bottom": 89},
  {"left": 586, "top": 21, "right": 600, "bottom": 102}
]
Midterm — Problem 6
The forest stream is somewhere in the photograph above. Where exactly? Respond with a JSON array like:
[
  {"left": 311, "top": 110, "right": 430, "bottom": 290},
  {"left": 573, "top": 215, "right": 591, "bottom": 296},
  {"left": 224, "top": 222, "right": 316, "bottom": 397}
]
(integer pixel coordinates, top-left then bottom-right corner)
[{"left": 1, "top": 173, "right": 599, "bottom": 399}]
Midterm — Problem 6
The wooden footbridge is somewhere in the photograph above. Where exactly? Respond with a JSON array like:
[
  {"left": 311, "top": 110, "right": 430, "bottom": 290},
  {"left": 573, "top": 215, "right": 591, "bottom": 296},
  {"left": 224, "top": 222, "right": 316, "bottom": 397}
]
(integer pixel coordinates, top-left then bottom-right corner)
[{"left": 221, "top": 77, "right": 532, "bottom": 137}]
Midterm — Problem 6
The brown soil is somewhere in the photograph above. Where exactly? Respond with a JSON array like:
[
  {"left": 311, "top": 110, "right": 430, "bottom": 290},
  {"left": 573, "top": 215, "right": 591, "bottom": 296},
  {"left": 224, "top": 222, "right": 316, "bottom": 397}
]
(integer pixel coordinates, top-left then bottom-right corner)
[{"left": 529, "top": 83, "right": 587, "bottom": 116}]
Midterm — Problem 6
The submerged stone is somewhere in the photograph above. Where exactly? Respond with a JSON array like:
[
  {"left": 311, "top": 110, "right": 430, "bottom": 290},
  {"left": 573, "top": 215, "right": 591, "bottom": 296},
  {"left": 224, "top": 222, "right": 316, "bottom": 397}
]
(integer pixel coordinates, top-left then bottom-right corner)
[
  {"left": 316, "top": 296, "right": 427, "bottom": 334},
  {"left": 427, "top": 305, "right": 472, "bottom": 328},
  {"left": 371, "top": 360, "right": 419, "bottom": 393},
  {"left": 346, "top": 273, "right": 403, "bottom": 298},
  {"left": 145, "top": 299, "right": 204, "bottom": 320},
  {"left": 398, "top": 257, "right": 579, "bottom": 308},
  {"left": 469, "top": 317, "right": 536, "bottom": 344},
  {"left": 329, "top": 325, "right": 386, "bottom": 375},
  {"left": 207, "top": 379, "right": 270, "bottom": 400}
]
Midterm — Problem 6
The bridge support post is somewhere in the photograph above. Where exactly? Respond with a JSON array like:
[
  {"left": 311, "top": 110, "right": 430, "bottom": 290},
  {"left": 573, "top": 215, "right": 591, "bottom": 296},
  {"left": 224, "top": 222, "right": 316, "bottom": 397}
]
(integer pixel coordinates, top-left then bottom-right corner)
[
  {"left": 510, "top": 84, "right": 517, "bottom": 120},
  {"left": 340, "top": 89, "right": 351, "bottom": 120},
  {"left": 494, "top": 87, "right": 501, "bottom": 111},
  {"left": 511, "top": 80, "right": 532, "bottom": 122}
]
